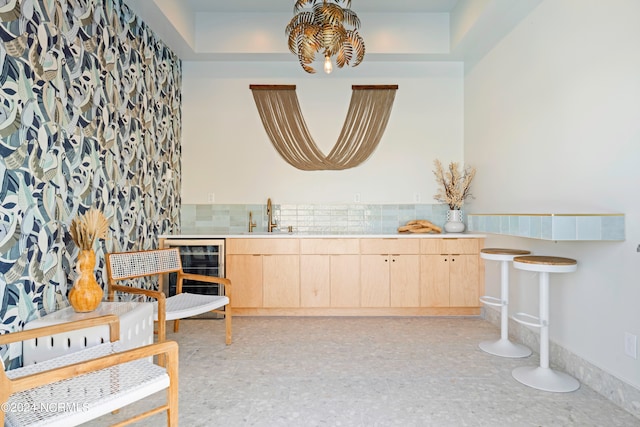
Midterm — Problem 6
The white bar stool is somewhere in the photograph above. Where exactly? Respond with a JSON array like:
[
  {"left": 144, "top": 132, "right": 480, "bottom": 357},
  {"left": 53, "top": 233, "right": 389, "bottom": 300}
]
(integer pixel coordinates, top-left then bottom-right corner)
[
  {"left": 479, "top": 248, "right": 532, "bottom": 358},
  {"left": 512, "top": 255, "right": 579, "bottom": 392}
]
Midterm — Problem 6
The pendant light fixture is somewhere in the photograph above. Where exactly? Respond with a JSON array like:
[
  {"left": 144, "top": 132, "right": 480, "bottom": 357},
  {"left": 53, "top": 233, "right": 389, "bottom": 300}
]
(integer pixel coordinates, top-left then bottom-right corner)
[{"left": 286, "top": 0, "right": 365, "bottom": 74}]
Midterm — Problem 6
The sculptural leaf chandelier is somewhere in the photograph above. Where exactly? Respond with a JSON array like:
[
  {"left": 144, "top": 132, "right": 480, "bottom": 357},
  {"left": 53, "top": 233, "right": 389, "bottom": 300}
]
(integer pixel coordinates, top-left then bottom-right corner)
[{"left": 286, "top": 0, "right": 366, "bottom": 74}]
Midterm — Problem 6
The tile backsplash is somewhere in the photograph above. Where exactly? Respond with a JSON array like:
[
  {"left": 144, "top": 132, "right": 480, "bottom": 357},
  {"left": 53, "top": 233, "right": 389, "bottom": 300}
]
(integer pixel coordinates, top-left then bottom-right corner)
[
  {"left": 180, "top": 203, "right": 453, "bottom": 235},
  {"left": 467, "top": 213, "right": 625, "bottom": 241}
]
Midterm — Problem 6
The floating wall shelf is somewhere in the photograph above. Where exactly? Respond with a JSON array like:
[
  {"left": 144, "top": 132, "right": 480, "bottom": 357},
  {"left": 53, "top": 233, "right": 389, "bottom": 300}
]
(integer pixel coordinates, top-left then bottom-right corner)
[{"left": 467, "top": 213, "right": 625, "bottom": 241}]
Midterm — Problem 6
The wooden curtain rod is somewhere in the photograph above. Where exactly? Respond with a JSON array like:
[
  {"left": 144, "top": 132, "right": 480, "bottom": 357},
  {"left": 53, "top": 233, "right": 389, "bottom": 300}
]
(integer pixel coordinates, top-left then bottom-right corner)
[
  {"left": 352, "top": 85, "right": 399, "bottom": 90},
  {"left": 249, "top": 85, "right": 296, "bottom": 90},
  {"left": 250, "top": 85, "right": 398, "bottom": 90}
]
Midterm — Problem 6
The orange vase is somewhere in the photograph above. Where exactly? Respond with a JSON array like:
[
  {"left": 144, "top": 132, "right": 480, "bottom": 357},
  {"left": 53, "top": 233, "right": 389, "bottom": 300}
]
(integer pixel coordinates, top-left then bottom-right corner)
[{"left": 69, "top": 249, "right": 103, "bottom": 312}]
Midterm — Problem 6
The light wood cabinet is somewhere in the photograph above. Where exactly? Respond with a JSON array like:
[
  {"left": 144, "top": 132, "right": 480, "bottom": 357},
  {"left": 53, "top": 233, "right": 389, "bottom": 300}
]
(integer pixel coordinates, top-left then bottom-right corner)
[
  {"left": 300, "top": 239, "right": 360, "bottom": 308},
  {"left": 390, "top": 254, "right": 420, "bottom": 307},
  {"left": 299, "top": 255, "right": 330, "bottom": 307},
  {"left": 329, "top": 255, "right": 360, "bottom": 307},
  {"left": 263, "top": 254, "right": 300, "bottom": 307},
  {"left": 225, "top": 236, "right": 483, "bottom": 315},
  {"left": 420, "top": 255, "right": 449, "bottom": 307},
  {"left": 360, "top": 255, "right": 390, "bottom": 307},
  {"left": 226, "top": 254, "right": 262, "bottom": 307},
  {"left": 226, "top": 239, "right": 300, "bottom": 309},
  {"left": 360, "top": 239, "right": 420, "bottom": 308},
  {"left": 420, "top": 239, "right": 483, "bottom": 307},
  {"left": 449, "top": 254, "right": 480, "bottom": 306}
]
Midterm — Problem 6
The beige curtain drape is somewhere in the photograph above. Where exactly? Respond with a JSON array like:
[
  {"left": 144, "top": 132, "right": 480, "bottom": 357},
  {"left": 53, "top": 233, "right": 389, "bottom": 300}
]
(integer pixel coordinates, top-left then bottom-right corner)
[{"left": 250, "top": 85, "right": 398, "bottom": 171}]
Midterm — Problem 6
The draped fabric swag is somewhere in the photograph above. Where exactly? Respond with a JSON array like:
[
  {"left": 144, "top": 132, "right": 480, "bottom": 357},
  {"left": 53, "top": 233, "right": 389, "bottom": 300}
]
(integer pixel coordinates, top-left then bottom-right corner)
[{"left": 250, "top": 85, "right": 398, "bottom": 171}]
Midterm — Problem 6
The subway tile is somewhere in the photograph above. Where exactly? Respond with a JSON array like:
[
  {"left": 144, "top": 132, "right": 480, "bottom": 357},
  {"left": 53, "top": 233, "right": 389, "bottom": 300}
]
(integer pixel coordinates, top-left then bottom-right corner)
[
  {"left": 518, "top": 216, "right": 530, "bottom": 237},
  {"left": 541, "top": 216, "right": 552, "bottom": 240},
  {"left": 195, "top": 205, "right": 213, "bottom": 220},
  {"left": 529, "top": 216, "right": 541, "bottom": 239},
  {"left": 500, "top": 216, "right": 510, "bottom": 234},
  {"left": 576, "top": 216, "right": 602, "bottom": 240},
  {"left": 183, "top": 205, "right": 625, "bottom": 240},
  {"left": 601, "top": 216, "right": 625, "bottom": 241},
  {"left": 552, "top": 216, "right": 577, "bottom": 240},
  {"left": 509, "top": 216, "right": 520, "bottom": 235}
]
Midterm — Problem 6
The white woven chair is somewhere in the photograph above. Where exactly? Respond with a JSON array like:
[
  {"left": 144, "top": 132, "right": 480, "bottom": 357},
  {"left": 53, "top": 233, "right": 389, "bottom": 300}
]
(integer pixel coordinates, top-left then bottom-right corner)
[
  {"left": 106, "top": 248, "right": 232, "bottom": 344},
  {"left": 0, "top": 315, "right": 178, "bottom": 426}
]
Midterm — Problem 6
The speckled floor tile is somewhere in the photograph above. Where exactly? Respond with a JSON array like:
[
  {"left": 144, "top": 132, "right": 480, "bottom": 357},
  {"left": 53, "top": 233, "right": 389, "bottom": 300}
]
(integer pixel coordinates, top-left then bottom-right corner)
[{"left": 84, "top": 317, "right": 639, "bottom": 427}]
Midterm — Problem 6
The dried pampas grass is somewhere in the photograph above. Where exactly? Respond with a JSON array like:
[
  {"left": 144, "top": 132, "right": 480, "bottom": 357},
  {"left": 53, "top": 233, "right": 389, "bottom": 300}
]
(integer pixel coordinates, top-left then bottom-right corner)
[
  {"left": 70, "top": 208, "right": 109, "bottom": 250},
  {"left": 433, "top": 159, "right": 476, "bottom": 210}
]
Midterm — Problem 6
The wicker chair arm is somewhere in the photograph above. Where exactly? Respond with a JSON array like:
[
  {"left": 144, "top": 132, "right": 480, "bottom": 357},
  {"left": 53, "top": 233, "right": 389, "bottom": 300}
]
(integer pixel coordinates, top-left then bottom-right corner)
[
  {"left": 110, "top": 284, "right": 165, "bottom": 301},
  {"left": 179, "top": 273, "right": 232, "bottom": 288}
]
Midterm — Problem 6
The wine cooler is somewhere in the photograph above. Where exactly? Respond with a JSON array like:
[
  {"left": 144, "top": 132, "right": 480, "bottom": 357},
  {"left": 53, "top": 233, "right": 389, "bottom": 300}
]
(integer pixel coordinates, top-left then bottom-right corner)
[{"left": 160, "top": 238, "right": 225, "bottom": 318}]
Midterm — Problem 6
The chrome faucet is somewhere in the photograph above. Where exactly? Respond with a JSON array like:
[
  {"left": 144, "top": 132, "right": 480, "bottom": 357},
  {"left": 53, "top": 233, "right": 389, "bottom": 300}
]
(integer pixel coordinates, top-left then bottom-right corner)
[
  {"left": 248, "top": 211, "right": 256, "bottom": 233},
  {"left": 267, "top": 198, "right": 277, "bottom": 232}
]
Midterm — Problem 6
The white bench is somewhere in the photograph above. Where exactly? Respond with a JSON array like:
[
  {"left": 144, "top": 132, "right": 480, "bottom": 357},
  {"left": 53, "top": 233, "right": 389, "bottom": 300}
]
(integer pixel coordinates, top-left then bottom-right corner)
[{"left": 23, "top": 301, "right": 153, "bottom": 366}]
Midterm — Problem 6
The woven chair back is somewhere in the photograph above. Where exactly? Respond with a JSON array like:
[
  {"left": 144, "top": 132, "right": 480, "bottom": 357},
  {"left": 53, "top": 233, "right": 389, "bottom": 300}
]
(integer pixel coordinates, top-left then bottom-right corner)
[{"left": 107, "top": 248, "right": 182, "bottom": 281}]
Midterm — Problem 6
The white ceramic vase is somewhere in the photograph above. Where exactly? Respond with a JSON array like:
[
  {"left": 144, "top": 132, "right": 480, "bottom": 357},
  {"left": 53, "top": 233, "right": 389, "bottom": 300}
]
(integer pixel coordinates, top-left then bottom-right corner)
[{"left": 444, "top": 209, "right": 465, "bottom": 233}]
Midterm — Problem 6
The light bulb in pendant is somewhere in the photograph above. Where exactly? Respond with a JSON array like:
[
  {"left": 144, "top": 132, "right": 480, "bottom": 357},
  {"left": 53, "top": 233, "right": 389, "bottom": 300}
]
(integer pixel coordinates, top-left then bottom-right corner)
[{"left": 323, "top": 55, "right": 333, "bottom": 74}]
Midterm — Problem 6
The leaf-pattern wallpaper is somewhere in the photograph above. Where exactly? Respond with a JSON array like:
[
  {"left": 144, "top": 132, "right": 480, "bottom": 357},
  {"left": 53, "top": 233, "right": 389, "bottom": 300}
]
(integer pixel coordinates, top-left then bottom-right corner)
[{"left": 0, "top": 0, "right": 181, "bottom": 369}]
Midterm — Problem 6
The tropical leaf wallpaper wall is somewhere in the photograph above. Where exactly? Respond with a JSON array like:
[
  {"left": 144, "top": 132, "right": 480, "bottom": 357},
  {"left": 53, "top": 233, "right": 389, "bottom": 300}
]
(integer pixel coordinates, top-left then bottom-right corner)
[{"left": 0, "top": 0, "right": 181, "bottom": 368}]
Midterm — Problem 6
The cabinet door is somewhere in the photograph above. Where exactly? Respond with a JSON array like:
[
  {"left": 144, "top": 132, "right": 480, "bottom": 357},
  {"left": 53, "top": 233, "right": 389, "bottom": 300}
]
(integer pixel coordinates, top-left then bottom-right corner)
[
  {"left": 420, "top": 255, "right": 450, "bottom": 307},
  {"left": 390, "top": 255, "right": 420, "bottom": 307},
  {"left": 300, "top": 255, "right": 330, "bottom": 307},
  {"left": 360, "top": 255, "right": 390, "bottom": 307},
  {"left": 226, "top": 254, "right": 263, "bottom": 308},
  {"left": 449, "top": 255, "right": 480, "bottom": 307},
  {"left": 331, "top": 255, "right": 360, "bottom": 307},
  {"left": 263, "top": 255, "right": 300, "bottom": 307}
]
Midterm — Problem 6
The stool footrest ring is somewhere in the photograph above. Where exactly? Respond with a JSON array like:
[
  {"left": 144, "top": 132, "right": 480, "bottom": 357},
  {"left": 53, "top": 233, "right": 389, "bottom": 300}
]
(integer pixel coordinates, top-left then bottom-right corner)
[
  {"left": 513, "top": 312, "right": 545, "bottom": 328},
  {"left": 479, "top": 295, "right": 504, "bottom": 307}
]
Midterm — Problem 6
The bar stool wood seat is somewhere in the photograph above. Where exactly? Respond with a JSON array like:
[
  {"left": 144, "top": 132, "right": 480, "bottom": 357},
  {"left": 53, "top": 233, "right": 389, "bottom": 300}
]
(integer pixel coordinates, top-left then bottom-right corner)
[
  {"left": 512, "top": 255, "right": 579, "bottom": 392},
  {"left": 479, "top": 248, "right": 532, "bottom": 358}
]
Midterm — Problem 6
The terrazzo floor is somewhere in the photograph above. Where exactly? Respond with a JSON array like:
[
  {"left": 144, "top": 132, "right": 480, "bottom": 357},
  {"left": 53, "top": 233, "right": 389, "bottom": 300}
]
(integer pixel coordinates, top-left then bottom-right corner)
[{"left": 87, "top": 316, "right": 639, "bottom": 427}]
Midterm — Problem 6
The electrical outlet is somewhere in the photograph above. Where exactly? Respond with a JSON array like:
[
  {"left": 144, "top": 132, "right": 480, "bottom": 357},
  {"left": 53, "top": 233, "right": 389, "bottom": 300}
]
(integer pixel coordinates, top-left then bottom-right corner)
[
  {"left": 354, "top": 193, "right": 361, "bottom": 203},
  {"left": 208, "top": 193, "right": 215, "bottom": 203},
  {"left": 414, "top": 193, "right": 421, "bottom": 203},
  {"left": 624, "top": 332, "right": 637, "bottom": 359}
]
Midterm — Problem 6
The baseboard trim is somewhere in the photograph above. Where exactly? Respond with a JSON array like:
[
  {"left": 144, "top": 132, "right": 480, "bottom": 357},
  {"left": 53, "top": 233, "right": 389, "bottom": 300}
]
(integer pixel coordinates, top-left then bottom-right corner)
[{"left": 482, "top": 306, "right": 640, "bottom": 419}]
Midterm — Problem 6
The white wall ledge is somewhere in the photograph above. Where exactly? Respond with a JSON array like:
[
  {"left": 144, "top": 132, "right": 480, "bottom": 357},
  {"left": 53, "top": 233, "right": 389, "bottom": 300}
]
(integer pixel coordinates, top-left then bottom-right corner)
[{"left": 467, "top": 213, "right": 625, "bottom": 241}]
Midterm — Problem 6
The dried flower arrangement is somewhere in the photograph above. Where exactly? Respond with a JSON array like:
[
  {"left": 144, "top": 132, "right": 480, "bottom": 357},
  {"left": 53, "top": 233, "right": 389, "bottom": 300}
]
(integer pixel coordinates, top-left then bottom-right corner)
[
  {"left": 69, "top": 208, "right": 109, "bottom": 250},
  {"left": 432, "top": 159, "right": 476, "bottom": 210}
]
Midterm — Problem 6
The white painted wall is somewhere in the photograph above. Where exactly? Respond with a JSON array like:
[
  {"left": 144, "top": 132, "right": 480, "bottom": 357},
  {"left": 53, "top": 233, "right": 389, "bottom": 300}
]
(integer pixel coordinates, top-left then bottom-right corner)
[
  {"left": 182, "top": 61, "right": 463, "bottom": 204},
  {"left": 465, "top": 0, "right": 640, "bottom": 388}
]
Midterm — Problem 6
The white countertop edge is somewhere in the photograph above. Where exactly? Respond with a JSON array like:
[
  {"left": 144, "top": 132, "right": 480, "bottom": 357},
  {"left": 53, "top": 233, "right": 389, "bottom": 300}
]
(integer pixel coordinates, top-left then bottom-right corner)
[{"left": 158, "top": 233, "right": 486, "bottom": 239}]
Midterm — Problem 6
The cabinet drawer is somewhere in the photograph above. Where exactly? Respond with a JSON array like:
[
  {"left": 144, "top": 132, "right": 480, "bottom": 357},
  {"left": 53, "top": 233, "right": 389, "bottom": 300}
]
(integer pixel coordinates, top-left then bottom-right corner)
[
  {"left": 300, "top": 239, "right": 360, "bottom": 254},
  {"left": 360, "top": 238, "right": 419, "bottom": 254},
  {"left": 226, "top": 238, "right": 299, "bottom": 255},
  {"left": 420, "top": 238, "right": 482, "bottom": 254}
]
